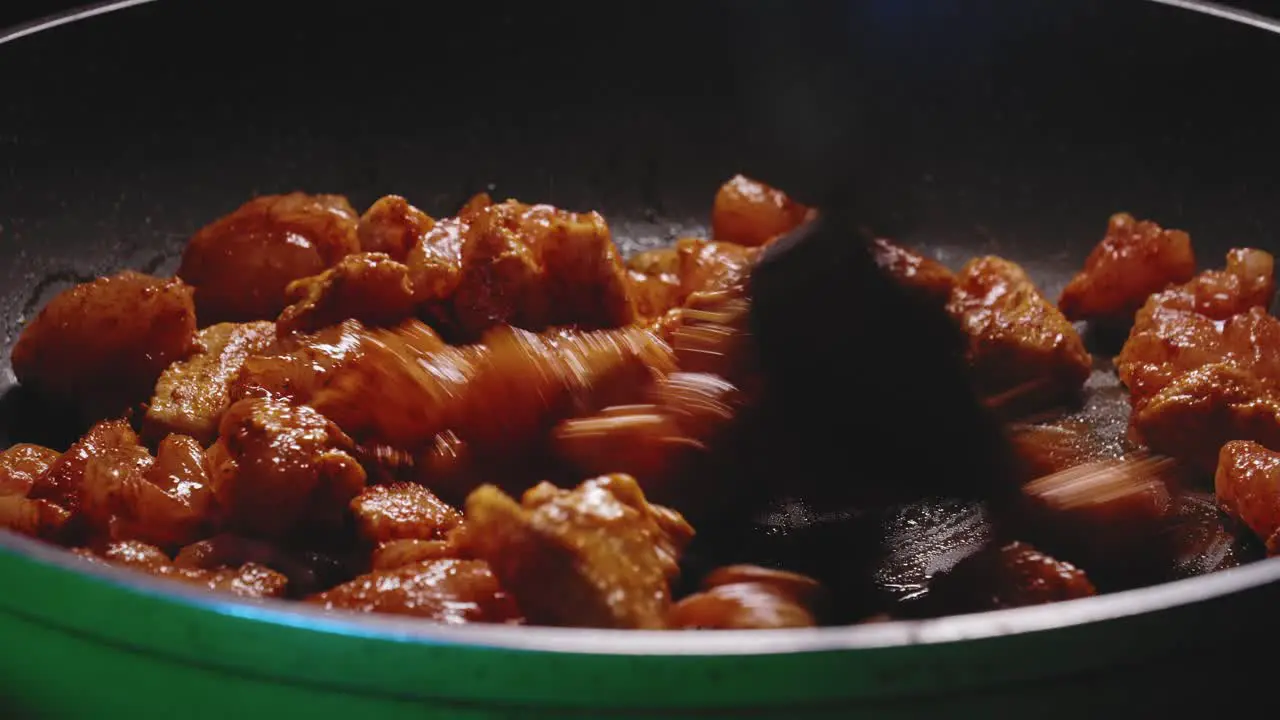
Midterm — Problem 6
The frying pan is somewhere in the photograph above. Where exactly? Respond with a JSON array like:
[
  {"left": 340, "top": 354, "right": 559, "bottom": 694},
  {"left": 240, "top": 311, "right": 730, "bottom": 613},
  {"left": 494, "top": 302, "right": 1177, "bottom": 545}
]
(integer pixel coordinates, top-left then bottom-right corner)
[{"left": 2, "top": 0, "right": 1280, "bottom": 717}]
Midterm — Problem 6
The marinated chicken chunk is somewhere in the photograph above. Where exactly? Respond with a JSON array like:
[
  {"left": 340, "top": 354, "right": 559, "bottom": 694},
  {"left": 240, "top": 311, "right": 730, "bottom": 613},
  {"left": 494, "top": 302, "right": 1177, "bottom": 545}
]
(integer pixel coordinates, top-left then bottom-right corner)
[
  {"left": 309, "top": 558, "right": 521, "bottom": 623},
  {"left": 145, "top": 321, "right": 275, "bottom": 445},
  {"left": 1215, "top": 440, "right": 1280, "bottom": 553},
  {"left": 669, "top": 565, "right": 823, "bottom": 629},
  {"left": 81, "top": 433, "right": 216, "bottom": 549},
  {"left": 1008, "top": 420, "right": 1110, "bottom": 483},
  {"left": 925, "top": 541, "right": 1096, "bottom": 613},
  {"left": 463, "top": 474, "right": 693, "bottom": 629},
  {"left": 947, "top": 256, "right": 1092, "bottom": 405},
  {"left": 12, "top": 271, "right": 197, "bottom": 420},
  {"left": 553, "top": 372, "right": 746, "bottom": 511},
  {"left": 406, "top": 217, "right": 467, "bottom": 311},
  {"left": 349, "top": 482, "right": 463, "bottom": 545},
  {"left": 871, "top": 238, "right": 956, "bottom": 308},
  {"left": 229, "top": 319, "right": 372, "bottom": 404},
  {"left": 451, "top": 201, "right": 636, "bottom": 338},
  {"left": 710, "top": 174, "right": 812, "bottom": 247},
  {"left": 357, "top": 195, "right": 435, "bottom": 261},
  {"left": 676, "top": 238, "right": 759, "bottom": 301},
  {"left": 175, "top": 533, "right": 352, "bottom": 597},
  {"left": 1058, "top": 213, "right": 1196, "bottom": 323},
  {"left": 206, "top": 398, "right": 366, "bottom": 539},
  {"left": 1117, "top": 249, "right": 1278, "bottom": 406},
  {"left": 1133, "top": 363, "right": 1280, "bottom": 474},
  {"left": 277, "top": 252, "right": 416, "bottom": 334},
  {"left": 0, "top": 444, "right": 60, "bottom": 496},
  {"left": 370, "top": 537, "right": 462, "bottom": 571},
  {"left": 26, "top": 419, "right": 142, "bottom": 527},
  {"left": 178, "top": 193, "right": 360, "bottom": 322},
  {"left": 312, "top": 324, "right": 674, "bottom": 456},
  {"left": 626, "top": 247, "right": 683, "bottom": 319},
  {"left": 77, "top": 539, "right": 288, "bottom": 599}
]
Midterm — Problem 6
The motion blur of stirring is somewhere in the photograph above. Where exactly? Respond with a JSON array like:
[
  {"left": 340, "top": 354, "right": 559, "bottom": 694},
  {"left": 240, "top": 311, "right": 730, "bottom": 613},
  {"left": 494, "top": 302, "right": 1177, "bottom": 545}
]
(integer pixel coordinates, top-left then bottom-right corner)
[{"left": 726, "top": 2, "right": 1018, "bottom": 505}]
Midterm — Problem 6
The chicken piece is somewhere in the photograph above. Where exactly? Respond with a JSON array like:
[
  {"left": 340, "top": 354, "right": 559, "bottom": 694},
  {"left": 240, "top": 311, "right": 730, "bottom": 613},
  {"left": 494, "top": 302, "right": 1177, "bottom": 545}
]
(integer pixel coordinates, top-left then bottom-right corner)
[
  {"left": 669, "top": 565, "right": 824, "bottom": 630},
  {"left": 357, "top": 195, "right": 435, "bottom": 261},
  {"left": 626, "top": 247, "right": 683, "bottom": 319},
  {"left": 350, "top": 482, "right": 463, "bottom": 545},
  {"left": 81, "top": 433, "right": 217, "bottom": 549},
  {"left": 675, "top": 238, "right": 759, "bottom": 302},
  {"left": 451, "top": 201, "right": 635, "bottom": 338},
  {"left": 1215, "top": 440, "right": 1280, "bottom": 553},
  {"left": 27, "top": 419, "right": 140, "bottom": 522},
  {"left": 276, "top": 252, "right": 416, "bottom": 335},
  {"left": 553, "top": 372, "right": 745, "bottom": 511},
  {"left": 79, "top": 539, "right": 288, "bottom": 598},
  {"left": 370, "top": 538, "right": 460, "bottom": 571},
  {"left": 206, "top": 398, "right": 367, "bottom": 539},
  {"left": 1017, "top": 454, "right": 1177, "bottom": 582},
  {"left": 0, "top": 444, "right": 60, "bottom": 496},
  {"left": 174, "top": 533, "right": 350, "bottom": 597},
  {"left": 178, "top": 193, "right": 360, "bottom": 322},
  {"left": 0, "top": 494, "right": 72, "bottom": 542},
  {"left": 11, "top": 271, "right": 198, "bottom": 419},
  {"left": 1008, "top": 420, "right": 1110, "bottom": 483},
  {"left": 406, "top": 217, "right": 468, "bottom": 309},
  {"left": 312, "top": 324, "right": 674, "bottom": 454},
  {"left": 144, "top": 321, "right": 275, "bottom": 445},
  {"left": 947, "top": 256, "right": 1092, "bottom": 403},
  {"left": 710, "top": 174, "right": 812, "bottom": 247},
  {"left": 457, "top": 192, "right": 494, "bottom": 222},
  {"left": 1132, "top": 363, "right": 1280, "bottom": 475},
  {"left": 1117, "top": 249, "right": 1277, "bottom": 406},
  {"left": 1058, "top": 213, "right": 1197, "bottom": 323},
  {"left": 870, "top": 238, "right": 956, "bottom": 308},
  {"left": 309, "top": 559, "right": 522, "bottom": 623},
  {"left": 925, "top": 541, "right": 1097, "bottom": 613},
  {"left": 462, "top": 474, "right": 693, "bottom": 629},
  {"left": 229, "top": 319, "right": 369, "bottom": 404}
]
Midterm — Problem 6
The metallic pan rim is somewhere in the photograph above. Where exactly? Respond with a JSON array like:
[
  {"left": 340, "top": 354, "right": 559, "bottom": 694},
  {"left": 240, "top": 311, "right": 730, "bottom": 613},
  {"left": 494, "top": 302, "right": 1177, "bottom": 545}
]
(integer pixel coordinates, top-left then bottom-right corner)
[{"left": 0, "top": 0, "right": 1278, "bottom": 657}]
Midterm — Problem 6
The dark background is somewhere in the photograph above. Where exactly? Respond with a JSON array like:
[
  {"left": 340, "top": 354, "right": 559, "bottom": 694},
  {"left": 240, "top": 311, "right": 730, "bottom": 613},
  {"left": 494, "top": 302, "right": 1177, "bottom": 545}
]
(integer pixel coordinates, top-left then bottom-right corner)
[{"left": 3, "top": 0, "right": 1278, "bottom": 32}]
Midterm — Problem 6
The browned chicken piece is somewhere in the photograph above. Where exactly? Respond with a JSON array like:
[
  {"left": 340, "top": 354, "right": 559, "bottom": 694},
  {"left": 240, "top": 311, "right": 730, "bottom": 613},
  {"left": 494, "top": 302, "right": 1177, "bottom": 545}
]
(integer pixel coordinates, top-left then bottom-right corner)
[
  {"left": 312, "top": 324, "right": 674, "bottom": 455},
  {"left": 144, "top": 321, "right": 275, "bottom": 445},
  {"left": 174, "top": 533, "right": 356, "bottom": 597},
  {"left": 1018, "top": 454, "right": 1178, "bottom": 577},
  {"left": 1058, "top": 213, "right": 1197, "bottom": 323},
  {"left": 0, "top": 443, "right": 61, "bottom": 496},
  {"left": 406, "top": 217, "right": 468, "bottom": 310},
  {"left": 1132, "top": 363, "right": 1280, "bottom": 475},
  {"left": 675, "top": 238, "right": 759, "bottom": 302},
  {"left": 553, "top": 372, "right": 746, "bottom": 511},
  {"left": 277, "top": 252, "right": 416, "bottom": 335},
  {"left": 926, "top": 541, "right": 1097, "bottom": 613},
  {"left": 178, "top": 193, "right": 361, "bottom": 322},
  {"left": 669, "top": 565, "right": 824, "bottom": 630},
  {"left": 451, "top": 201, "right": 636, "bottom": 338},
  {"left": 81, "top": 433, "right": 217, "bottom": 549},
  {"left": 1117, "top": 249, "right": 1277, "bottom": 406},
  {"left": 870, "top": 238, "right": 956, "bottom": 308},
  {"left": 457, "top": 192, "right": 494, "bottom": 222},
  {"left": 947, "top": 256, "right": 1092, "bottom": 405},
  {"left": 668, "top": 289, "right": 757, "bottom": 386},
  {"left": 350, "top": 482, "right": 463, "bottom": 545},
  {"left": 463, "top": 474, "right": 694, "bottom": 629},
  {"left": 357, "top": 195, "right": 435, "bottom": 261},
  {"left": 710, "top": 174, "right": 813, "bottom": 247},
  {"left": 12, "top": 271, "right": 197, "bottom": 420},
  {"left": 1007, "top": 420, "right": 1110, "bottom": 483},
  {"left": 27, "top": 419, "right": 141, "bottom": 525},
  {"left": 626, "top": 247, "right": 683, "bottom": 320},
  {"left": 78, "top": 539, "right": 288, "bottom": 598},
  {"left": 206, "top": 398, "right": 367, "bottom": 539},
  {"left": 1215, "top": 440, "right": 1280, "bottom": 553},
  {"left": 370, "top": 538, "right": 462, "bottom": 571},
  {"left": 309, "top": 558, "right": 522, "bottom": 623},
  {"left": 229, "top": 319, "right": 372, "bottom": 404}
]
